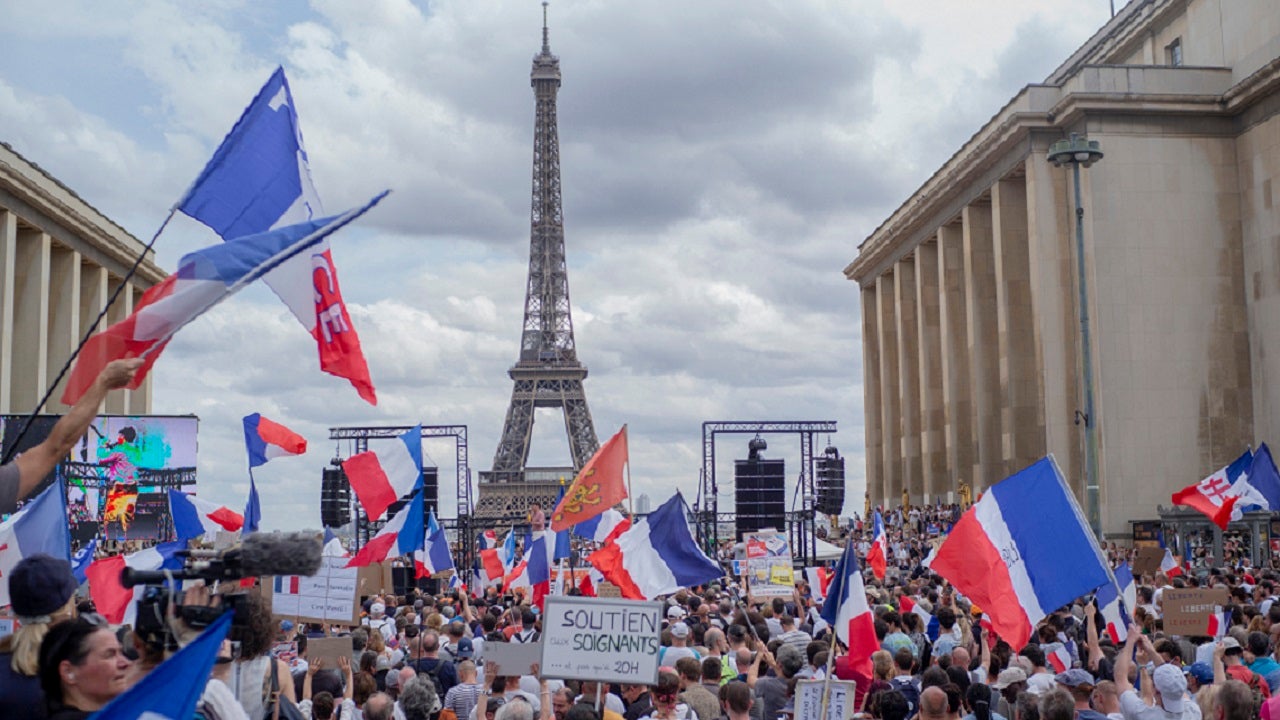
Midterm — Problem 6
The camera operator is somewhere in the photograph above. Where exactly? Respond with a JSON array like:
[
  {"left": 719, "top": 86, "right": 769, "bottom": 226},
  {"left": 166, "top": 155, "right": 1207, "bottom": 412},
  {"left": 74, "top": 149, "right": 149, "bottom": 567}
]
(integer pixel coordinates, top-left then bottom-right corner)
[
  {"left": 37, "top": 615, "right": 131, "bottom": 719},
  {"left": 0, "top": 555, "right": 81, "bottom": 718}
]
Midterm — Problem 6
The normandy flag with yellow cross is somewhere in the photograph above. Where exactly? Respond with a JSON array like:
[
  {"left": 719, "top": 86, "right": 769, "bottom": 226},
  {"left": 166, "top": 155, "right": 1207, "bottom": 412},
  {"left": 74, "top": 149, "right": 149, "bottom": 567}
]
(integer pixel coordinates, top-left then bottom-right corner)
[{"left": 551, "top": 425, "right": 629, "bottom": 531}]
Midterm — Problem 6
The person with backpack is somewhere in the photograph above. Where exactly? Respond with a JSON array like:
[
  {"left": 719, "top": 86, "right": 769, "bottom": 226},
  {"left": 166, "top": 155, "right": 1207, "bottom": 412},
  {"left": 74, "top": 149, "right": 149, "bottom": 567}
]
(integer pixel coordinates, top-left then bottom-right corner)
[
  {"left": 408, "top": 630, "right": 459, "bottom": 701},
  {"left": 889, "top": 647, "right": 921, "bottom": 718}
]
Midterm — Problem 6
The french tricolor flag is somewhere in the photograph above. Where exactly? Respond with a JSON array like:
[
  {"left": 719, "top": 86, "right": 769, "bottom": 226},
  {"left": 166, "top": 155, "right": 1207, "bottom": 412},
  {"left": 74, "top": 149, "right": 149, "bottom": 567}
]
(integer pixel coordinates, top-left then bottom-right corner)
[
  {"left": 806, "top": 567, "right": 833, "bottom": 602},
  {"left": 243, "top": 413, "right": 307, "bottom": 467},
  {"left": 86, "top": 540, "right": 184, "bottom": 625},
  {"left": 504, "top": 532, "right": 553, "bottom": 608},
  {"left": 866, "top": 510, "right": 888, "bottom": 581},
  {"left": 481, "top": 529, "right": 517, "bottom": 581},
  {"left": 1048, "top": 645, "right": 1072, "bottom": 672},
  {"left": 819, "top": 541, "right": 878, "bottom": 676},
  {"left": 927, "top": 457, "right": 1112, "bottom": 650},
  {"left": 60, "top": 194, "right": 387, "bottom": 406},
  {"left": 586, "top": 494, "right": 723, "bottom": 600},
  {"left": 168, "top": 490, "right": 244, "bottom": 540},
  {"left": 1161, "top": 548, "right": 1184, "bottom": 577},
  {"left": 899, "top": 595, "right": 939, "bottom": 641},
  {"left": 0, "top": 482, "right": 71, "bottom": 607},
  {"left": 344, "top": 425, "right": 423, "bottom": 521},
  {"left": 414, "top": 510, "right": 455, "bottom": 579},
  {"left": 345, "top": 488, "right": 424, "bottom": 568},
  {"left": 573, "top": 509, "right": 630, "bottom": 543},
  {"left": 1095, "top": 563, "right": 1133, "bottom": 644}
]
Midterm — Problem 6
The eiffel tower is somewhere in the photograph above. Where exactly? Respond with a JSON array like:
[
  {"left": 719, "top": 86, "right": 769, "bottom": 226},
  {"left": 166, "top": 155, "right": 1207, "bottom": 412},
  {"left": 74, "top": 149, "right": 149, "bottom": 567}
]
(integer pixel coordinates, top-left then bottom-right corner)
[{"left": 476, "top": 3, "right": 600, "bottom": 520}]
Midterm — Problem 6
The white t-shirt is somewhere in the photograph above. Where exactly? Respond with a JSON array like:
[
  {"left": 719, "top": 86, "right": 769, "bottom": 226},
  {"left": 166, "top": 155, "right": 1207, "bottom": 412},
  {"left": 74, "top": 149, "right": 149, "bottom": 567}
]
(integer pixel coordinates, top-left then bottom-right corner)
[
  {"left": 365, "top": 616, "right": 395, "bottom": 642},
  {"left": 1119, "top": 689, "right": 1202, "bottom": 720}
]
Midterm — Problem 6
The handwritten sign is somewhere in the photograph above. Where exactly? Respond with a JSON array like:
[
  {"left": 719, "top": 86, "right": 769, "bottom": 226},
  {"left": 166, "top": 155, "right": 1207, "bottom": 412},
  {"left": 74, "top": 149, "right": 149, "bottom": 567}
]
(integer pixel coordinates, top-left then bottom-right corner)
[
  {"left": 482, "top": 640, "right": 543, "bottom": 676},
  {"left": 270, "top": 556, "right": 360, "bottom": 625},
  {"left": 1131, "top": 546, "right": 1165, "bottom": 577},
  {"left": 1163, "top": 588, "right": 1229, "bottom": 636},
  {"left": 745, "top": 531, "right": 794, "bottom": 597},
  {"left": 308, "top": 637, "right": 353, "bottom": 671},
  {"left": 796, "top": 679, "right": 856, "bottom": 720},
  {"left": 540, "top": 596, "right": 662, "bottom": 684}
]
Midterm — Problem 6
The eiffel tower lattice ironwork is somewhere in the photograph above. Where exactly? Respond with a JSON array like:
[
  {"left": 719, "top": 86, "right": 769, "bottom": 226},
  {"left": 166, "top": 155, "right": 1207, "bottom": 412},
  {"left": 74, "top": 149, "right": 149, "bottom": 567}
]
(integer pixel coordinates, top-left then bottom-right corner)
[{"left": 478, "top": 3, "right": 599, "bottom": 518}]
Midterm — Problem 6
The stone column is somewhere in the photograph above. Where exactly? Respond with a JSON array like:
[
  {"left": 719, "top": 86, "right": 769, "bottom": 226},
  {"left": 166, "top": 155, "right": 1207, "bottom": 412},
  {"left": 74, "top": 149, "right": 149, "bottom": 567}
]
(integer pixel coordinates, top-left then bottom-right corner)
[
  {"left": 861, "top": 285, "right": 884, "bottom": 506},
  {"left": 896, "top": 257, "right": 923, "bottom": 505},
  {"left": 47, "top": 246, "right": 82, "bottom": 413},
  {"left": 993, "top": 176, "right": 1046, "bottom": 476},
  {"left": 877, "top": 272, "right": 900, "bottom": 504},
  {"left": 964, "top": 202, "right": 1001, "bottom": 490},
  {"left": 938, "top": 223, "right": 975, "bottom": 496},
  {"left": 12, "top": 229, "right": 51, "bottom": 412},
  {"left": 915, "top": 241, "right": 945, "bottom": 502},
  {"left": 0, "top": 210, "right": 15, "bottom": 413}
]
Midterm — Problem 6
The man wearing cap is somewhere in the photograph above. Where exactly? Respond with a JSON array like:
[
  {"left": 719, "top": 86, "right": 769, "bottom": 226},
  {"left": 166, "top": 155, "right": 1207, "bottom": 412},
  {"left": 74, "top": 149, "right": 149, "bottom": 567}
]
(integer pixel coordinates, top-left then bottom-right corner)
[
  {"left": 992, "top": 667, "right": 1028, "bottom": 720},
  {"left": 1182, "top": 663, "right": 1213, "bottom": 700},
  {"left": 1057, "top": 669, "right": 1107, "bottom": 720},
  {"left": 660, "top": 623, "right": 701, "bottom": 667},
  {"left": 1222, "top": 636, "right": 1271, "bottom": 698},
  {"left": 1114, "top": 627, "right": 1202, "bottom": 720},
  {"left": 0, "top": 359, "right": 141, "bottom": 515},
  {"left": 365, "top": 602, "right": 396, "bottom": 643}
]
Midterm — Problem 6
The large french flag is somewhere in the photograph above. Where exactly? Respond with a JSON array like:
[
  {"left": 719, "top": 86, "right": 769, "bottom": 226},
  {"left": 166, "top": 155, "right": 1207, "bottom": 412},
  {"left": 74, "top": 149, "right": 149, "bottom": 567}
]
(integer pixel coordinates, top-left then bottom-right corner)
[
  {"left": 1095, "top": 564, "right": 1133, "bottom": 644},
  {"left": 168, "top": 490, "right": 245, "bottom": 540},
  {"left": 86, "top": 541, "right": 184, "bottom": 625},
  {"left": 819, "top": 541, "right": 877, "bottom": 676},
  {"left": 806, "top": 567, "right": 833, "bottom": 602},
  {"left": 587, "top": 494, "right": 723, "bottom": 600},
  {"left": 344, "top": 425, "right": 423, "bottom": 521},
  {"left": 177, "top": 67, "right": 376, "bottom": 405},
  {"left": 573, "top": 509, "right": 630, "bottom": 543},
  {"left": 866, "top": 510, "right": 888, "bottom": 580},
  {"left": 0, "top": 482, "right": 72, "bottom": 606},
  {"left": 414, "top": 510, "right": 455, "bottom": 579},
  {"left": 346, "top": 488, "right": 424, "bottom": 568},
  {"left": 61, "top": 194, "right": 387, "bottom": 405},
  {"left": 926, "top": 457, "right": 1111, "bottom": 650},
  {"left": 899, "top": 595, "right": 939, "bottom": 641},
  {"left": 243, "top": 413, "right": 307, "bottom": 467},
  {"left": 481, "top": 529, "right": 517, "bottom": 581}
]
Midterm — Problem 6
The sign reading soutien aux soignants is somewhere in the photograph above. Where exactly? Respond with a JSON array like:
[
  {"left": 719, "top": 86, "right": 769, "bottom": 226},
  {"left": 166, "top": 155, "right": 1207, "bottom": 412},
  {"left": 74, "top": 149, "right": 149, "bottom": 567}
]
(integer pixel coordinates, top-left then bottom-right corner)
[{"left": 539, "top": 596, "right": 663, "bottom": 684}]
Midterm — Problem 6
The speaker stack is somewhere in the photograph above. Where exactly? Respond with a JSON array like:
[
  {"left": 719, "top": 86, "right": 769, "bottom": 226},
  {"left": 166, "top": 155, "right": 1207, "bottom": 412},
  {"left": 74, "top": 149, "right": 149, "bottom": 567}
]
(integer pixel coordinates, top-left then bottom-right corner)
[
  {"left": 321, "top": 463, "right": 351, "bottom": 528},
  {"left": 735, "top": 438, "right": 786, "bottom": 536},
  {"left": 815, "top": 445, "right": 846, "bottom": 516}
]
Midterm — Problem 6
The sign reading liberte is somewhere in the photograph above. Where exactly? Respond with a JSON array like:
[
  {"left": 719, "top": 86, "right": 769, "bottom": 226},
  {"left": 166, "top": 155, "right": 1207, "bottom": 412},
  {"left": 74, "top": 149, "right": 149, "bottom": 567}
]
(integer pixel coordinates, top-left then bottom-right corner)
[{"left": 540, "top": 596, "right": 663, "bottom": 684}]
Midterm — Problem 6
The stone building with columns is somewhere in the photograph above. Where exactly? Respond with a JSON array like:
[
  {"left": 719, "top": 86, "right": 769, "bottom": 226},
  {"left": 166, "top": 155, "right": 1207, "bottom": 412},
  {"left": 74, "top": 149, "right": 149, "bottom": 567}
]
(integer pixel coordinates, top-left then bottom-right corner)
[
  {"left": 845, "top": 0, "right": 1280, "bottom": 536},
  {"left": 0, "top": 142, "right": 164, "bottom": 416}
]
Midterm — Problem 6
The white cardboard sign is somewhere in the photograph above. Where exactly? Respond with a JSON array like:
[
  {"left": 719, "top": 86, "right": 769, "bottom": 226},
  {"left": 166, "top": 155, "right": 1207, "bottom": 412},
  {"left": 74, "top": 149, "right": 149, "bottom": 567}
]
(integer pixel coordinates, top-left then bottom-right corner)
[{"left": 540, "top": 595, "right": 663, "bottom": 684}]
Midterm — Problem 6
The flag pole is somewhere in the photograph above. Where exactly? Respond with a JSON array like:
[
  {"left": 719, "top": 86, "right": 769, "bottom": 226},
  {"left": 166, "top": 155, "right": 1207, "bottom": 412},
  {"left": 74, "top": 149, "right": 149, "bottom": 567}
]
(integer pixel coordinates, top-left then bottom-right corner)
[
  {"left": 819, "top": 534, "right": 854, "bottom": 720},
  {"left": 0, "top": 208, "right": 177, "bottom": 465}
]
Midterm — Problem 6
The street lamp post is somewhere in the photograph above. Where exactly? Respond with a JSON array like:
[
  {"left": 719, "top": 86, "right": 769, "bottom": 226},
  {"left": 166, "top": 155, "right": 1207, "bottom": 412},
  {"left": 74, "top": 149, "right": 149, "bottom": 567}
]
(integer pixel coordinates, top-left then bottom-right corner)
[{"left": 1049, "top": 133, "right": 1104, "bottom": 539}]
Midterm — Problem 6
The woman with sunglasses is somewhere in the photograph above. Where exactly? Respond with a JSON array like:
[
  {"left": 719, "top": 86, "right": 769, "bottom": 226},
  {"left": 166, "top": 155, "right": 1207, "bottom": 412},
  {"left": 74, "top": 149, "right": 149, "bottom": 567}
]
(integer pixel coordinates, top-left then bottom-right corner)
[
  {"left": 37, "top": 615, "right": 132, "bottom": 719},
  {"left": 0, "top": 554, "right": 82, "bottom": 719},
  {"left": 641, "top": 672, "right": 692, "bottom": 720}
]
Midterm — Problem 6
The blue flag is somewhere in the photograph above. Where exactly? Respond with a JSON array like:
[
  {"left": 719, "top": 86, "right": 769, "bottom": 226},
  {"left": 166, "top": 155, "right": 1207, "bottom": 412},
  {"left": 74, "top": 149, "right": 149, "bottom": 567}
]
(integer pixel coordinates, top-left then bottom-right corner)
[
  {"left": 0, "top": 480, "right": 71, "bottom": 606},
  {"left": 244, "top": 476, "right": 262, "bottom": 535},
  {"left": 72, "top": 538, "right": 97, "bottom": 585},
  {"left": 90, "top": 610, "right": 233, "bottom": 719}
]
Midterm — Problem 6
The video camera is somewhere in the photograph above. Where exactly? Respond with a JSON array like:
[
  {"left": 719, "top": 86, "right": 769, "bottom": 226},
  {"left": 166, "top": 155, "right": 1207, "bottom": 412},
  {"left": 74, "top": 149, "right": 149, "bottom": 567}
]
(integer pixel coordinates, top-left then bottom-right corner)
[{"left": 121, "top": 531, "right": 324, "bottom": 651}]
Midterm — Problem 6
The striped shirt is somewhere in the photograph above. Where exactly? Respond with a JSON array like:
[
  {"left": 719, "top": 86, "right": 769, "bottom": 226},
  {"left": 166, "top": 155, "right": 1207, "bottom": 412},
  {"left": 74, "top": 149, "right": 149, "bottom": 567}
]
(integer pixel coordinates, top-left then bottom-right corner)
[{"left": 445, "top": 681, "right": 487, "bottom": 720}]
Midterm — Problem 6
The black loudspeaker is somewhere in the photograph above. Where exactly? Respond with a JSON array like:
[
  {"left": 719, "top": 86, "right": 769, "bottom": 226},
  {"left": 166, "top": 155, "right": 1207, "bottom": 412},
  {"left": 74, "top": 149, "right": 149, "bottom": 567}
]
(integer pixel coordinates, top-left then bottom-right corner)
[
  {"left": 815, "top": 446, "right": 846, "bottom": 516},
  {"left": 321, "top": 466, "right": 351, "bottom": 528},
  {"left": 735, "top": 458, "right": 786, "bottom": 536}
]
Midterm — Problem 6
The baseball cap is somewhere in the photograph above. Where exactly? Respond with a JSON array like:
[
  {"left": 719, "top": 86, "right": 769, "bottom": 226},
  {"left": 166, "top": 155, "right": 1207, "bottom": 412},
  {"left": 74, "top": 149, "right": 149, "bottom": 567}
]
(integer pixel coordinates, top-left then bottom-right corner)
[
  {"left": 1184, "top": 662, "right": 1213, "bottom": 685},
  {"left": 9, "top": 554, "right": 77, "bottom": 619},
  {"left": 1055, "top": 669, "right": 1095, "bottom": 688},
  {"left": 670, "top": 622, "right": 690, "bottom": 639},
  {"left": 1153, "top": 664, "right": 1187, "bottom": 713},
  {"left": 1222, "top": 636, "right": 1243, "bottom": 653},
  {"left": 667, "top": 606, "right": 687, "bottom": 619},
  {"left": 456, "top": 637, "right": 474, "bottom": 658},
  {"left": 371, "top": 602, "right": 386, "bottom": 616},
  {"left": 992, "top": 667, "right": 1028, "bottom": 690}
]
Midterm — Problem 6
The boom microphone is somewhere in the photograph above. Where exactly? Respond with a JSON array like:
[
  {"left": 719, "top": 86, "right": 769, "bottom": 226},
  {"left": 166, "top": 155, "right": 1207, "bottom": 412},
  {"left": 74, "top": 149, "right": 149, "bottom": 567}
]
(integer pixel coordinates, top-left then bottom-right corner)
[{"left": 121, "top": 531, "right": 325, "bottom": 588}]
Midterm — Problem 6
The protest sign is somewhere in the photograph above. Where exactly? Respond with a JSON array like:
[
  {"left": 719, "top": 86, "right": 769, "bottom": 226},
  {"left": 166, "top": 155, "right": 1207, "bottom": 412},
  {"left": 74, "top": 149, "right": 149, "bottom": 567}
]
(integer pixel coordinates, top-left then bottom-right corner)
[
  {"left": 307, "top": 637, "right": 352, "bottom": 671},
  {"left": 270, "top": 556, "right": 360, "bottom": 625},
  {"left": 1163, "top": 588, "right": 1229, "bottom": 635},
  {"left": 796, "top": 679, "right": 856, "bottom": 720},
  {"left": 1131, "top": 546, "right": 1165, "bottom": 577},
  {"left": 482, "top": 641, "right": 543, "bottom": 677},
  {"left": 595, "top": 582, "right": 622, "bottom": 598},
  {"left": 540, "top": 596, "right": 663, "bottom": 684},
  {"left": 745, "top": 530, "right": 794, "bottom": 597}
]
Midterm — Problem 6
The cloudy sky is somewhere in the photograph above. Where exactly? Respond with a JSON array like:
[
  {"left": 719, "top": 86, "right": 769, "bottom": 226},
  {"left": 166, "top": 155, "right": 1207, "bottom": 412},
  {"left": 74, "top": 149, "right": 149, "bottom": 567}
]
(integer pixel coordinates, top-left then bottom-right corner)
[{"left": 1, "top": 0, "right": 1112, "bottom": 531}]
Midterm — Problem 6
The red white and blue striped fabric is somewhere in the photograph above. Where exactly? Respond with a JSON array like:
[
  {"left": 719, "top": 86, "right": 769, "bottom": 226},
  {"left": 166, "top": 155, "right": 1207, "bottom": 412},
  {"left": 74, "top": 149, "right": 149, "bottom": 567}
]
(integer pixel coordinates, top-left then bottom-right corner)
[
  {"left": 345, "top": 489, "right": 423, "bottom": 568},
  {"left": 60, "top": 194, "right": 387, "bottom": 405},
  {"left": 243, "top": 413, "right": 307, "bottom": 467},
  {"left": 806, "top": 567, "right": 833, "bottom": 602},
  {"left": 344, "top": 425, "right": 423, "bottom": 521},
  {"left": 504, "top": 532, "right": 552, "bottom": 608},
  {"left": 926, "top": 457, "right": 1111, "bottom": 650},
  {"left": 573, "top": 509, "right": 630, "bottom": 543},
  {"left": 866, "top": 510, "right": 888, "bottom": 580},
  {"left": 587, "top": 494, "right": 722, "bottom": 600},
  {"left": 414, "top": 510, "right": 455, "bottom": 578},
  {"left": 168, "top": 490, "right": 244, "bottom": 540},
  {"left": 1048, "top": 645, "right": 1072, "bottom": 672},
  {"left": 1161, "top": 548, "right": 1184, "bottom": 577},
  {"left": 1096, "top": 562, "right": 1133, "bottom": 644},
  {"left": 899, "top": 594, "right": 938, "bottom": 640},
  {"left": 819, "top": 542, "right": 877, "bottom": 676}
]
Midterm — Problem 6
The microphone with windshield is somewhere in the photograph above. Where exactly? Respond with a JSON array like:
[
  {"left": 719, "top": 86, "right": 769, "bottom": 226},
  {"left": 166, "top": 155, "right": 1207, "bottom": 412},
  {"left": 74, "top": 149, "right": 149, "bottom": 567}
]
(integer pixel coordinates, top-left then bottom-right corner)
[{"left": 121, "top": 531, "right": 325, "bottom": 588}]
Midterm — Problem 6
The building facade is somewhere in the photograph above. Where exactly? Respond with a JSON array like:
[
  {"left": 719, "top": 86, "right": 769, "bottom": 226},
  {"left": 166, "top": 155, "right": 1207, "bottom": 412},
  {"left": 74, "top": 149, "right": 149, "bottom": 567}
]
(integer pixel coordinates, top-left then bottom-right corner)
[
  {"left": 845, "top": 0, "right": 1280, "bottom": 536},
  {"left": 0, "top": 142, "right": 165, "bottom": 416}
]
